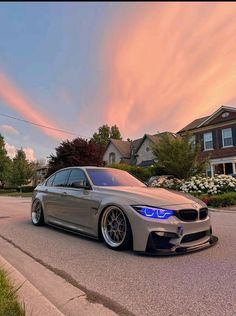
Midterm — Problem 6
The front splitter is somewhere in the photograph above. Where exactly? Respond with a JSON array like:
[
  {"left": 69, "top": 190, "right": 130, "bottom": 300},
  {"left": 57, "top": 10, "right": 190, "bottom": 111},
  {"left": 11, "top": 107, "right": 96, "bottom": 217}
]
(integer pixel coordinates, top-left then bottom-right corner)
[{"left": 139, "top": 235, "right": 218, "bottom": 256}]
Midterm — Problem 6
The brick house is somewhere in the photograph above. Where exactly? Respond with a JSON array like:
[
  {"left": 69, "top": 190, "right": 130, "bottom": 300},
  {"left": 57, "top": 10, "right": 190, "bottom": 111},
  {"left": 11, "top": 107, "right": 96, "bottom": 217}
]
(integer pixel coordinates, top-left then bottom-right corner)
[{"left": 177, "top": 105, "right": 236, "bottom": 176}]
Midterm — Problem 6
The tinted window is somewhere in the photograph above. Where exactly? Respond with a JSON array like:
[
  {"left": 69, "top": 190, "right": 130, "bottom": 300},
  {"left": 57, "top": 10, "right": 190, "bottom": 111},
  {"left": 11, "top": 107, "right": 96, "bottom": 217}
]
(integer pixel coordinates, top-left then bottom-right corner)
[
  {"left": 86, "top": 169, "right": 145, "bottom": 187},
  {"left": 67, "top": 169, "right": 89, "bottom": 187},
  {"left": 52, "top": 170, "right": 70, "bottom": 187},
  {"left": 46, "top": 175, "right": 55, "bottom": 187}
]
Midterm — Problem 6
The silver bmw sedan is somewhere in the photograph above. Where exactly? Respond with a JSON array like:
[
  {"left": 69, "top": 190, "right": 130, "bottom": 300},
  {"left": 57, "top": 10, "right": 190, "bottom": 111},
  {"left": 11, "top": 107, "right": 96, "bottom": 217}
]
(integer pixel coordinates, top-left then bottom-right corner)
[{"left": 31, "top": 166, "right": 218, "bottom": 255}]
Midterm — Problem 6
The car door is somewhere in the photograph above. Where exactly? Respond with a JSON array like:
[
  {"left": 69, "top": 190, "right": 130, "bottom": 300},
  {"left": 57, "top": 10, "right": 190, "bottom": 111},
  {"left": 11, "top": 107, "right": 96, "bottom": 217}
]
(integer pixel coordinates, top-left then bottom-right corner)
[
  {"left": 43, "top": 169, "right": 71, "bottom": 221},
  {"left": 60, "top": 168, "right": 101, "bottom": 236}
]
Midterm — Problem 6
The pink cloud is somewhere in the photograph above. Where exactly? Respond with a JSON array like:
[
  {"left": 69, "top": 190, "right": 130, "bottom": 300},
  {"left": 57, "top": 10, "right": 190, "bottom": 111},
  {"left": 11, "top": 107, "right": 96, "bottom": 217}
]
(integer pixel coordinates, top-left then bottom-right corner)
[
  {"left": 0, "top": 73, "right": 70, "bottom": 140},
  {"left": 101, "top": 2, "right": 236, "bottom": 137}
]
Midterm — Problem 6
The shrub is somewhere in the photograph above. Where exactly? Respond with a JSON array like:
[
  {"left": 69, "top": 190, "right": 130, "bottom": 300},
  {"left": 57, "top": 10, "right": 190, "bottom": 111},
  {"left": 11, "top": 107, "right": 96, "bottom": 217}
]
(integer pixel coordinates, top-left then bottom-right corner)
[
  {"left": 21, "top": 186, "right": 35, "bottom": 193},
  {"left": 152, "top": 175, "right": 236, "bottom": 195},
  {"left": 180, "top": 175, "right": 236, "bottom": 195},
  {"left": 151, "top": 178, "right": 183, "bottom": 190},
  {"left": 207, "top": 192, "right": 236, "bottom": 207},
  {"left": 0, "top": 189, "right": 17, "bottom": 194}
]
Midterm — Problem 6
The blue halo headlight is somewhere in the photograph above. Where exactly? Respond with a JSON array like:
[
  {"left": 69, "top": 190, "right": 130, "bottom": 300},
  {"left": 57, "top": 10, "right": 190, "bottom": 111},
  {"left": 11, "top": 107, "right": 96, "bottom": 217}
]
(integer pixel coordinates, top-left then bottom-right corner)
[{"left": 132, "top": 206, "right": 174, "bottom": 219}]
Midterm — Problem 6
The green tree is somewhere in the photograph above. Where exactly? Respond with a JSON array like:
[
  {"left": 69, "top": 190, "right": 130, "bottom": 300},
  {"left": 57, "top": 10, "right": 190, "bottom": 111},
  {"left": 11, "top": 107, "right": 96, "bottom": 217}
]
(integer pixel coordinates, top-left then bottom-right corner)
[
  {"left": 10, "top": 149, "right": 34, "bottom": 187},
  {"left": 0, "top": 134, "right": 12, "bottom": 188},
  {"left": 152, "top": 133, "right": 208, "bottom": 179},
  {"left": 92, "top": 124, "right": 122, "bottom": 148}
]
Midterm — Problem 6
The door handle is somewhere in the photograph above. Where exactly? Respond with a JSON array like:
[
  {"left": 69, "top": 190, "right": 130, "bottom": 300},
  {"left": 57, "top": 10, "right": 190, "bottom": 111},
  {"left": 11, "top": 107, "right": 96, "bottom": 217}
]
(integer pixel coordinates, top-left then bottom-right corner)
[{"left": 62, "top": 191, "right": 68, "bottom": 196}]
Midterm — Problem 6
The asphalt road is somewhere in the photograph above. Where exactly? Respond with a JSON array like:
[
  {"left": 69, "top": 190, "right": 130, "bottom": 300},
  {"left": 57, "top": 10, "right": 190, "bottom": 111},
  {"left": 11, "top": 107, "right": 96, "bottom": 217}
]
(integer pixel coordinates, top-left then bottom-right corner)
[{"left": 0, "top": 196, "right": 236, "bottom": 316}]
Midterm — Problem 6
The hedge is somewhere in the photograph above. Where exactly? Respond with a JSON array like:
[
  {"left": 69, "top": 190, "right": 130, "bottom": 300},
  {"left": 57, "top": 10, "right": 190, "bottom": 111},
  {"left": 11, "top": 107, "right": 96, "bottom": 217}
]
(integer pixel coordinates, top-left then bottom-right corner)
[{"left": 205, "top": 192, "right": 236, "bottom": 208}]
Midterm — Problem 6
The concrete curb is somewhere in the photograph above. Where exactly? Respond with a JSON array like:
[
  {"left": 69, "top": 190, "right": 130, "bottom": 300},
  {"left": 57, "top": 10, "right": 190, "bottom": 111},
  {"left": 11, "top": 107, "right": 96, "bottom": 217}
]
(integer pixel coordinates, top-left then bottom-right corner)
[
  {"left": 0, "top": 255, "right": 64, "bottom": 316},
  {"left": 0, "top": 236, "right": 117, "bottom": 316},
  {"left": 209, "top": 208, "right": 236, "bottom": 213}
]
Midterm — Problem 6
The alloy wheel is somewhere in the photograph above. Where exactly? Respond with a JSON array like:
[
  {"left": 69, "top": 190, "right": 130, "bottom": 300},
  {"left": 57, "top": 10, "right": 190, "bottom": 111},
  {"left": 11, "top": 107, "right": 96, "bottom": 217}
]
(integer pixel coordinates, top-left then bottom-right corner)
[{"left": 101, "top": 206, "right": 127, "bottom": 248}]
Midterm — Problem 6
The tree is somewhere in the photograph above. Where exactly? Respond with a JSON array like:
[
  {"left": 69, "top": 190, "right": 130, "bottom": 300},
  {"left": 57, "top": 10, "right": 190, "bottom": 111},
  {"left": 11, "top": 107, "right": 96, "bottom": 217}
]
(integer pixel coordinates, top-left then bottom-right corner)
[
  {"left": 47, "top": 137, "right": 105, "bottom": 176},
  {"left": 10, "top": 149, "right": 34, "bottom": 187},
  {"left": 152, "top": 133, "right": 208, "bottom": 179},
  {"left": 92, "top": 124, "right": 122, "bottom": 148},
  {"left": 0, "top": 134, "right": 12, "bottom": 188}
]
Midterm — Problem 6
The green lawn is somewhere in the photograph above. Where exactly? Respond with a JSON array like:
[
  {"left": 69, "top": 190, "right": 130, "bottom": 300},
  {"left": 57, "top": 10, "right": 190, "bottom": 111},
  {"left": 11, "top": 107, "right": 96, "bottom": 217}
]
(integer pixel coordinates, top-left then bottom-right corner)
[
  {"left": 0, "top": 191, "right": 33, "bottom": 198},
  {"left": 0, "top": 268, "right": 25, "bottom": 316}
]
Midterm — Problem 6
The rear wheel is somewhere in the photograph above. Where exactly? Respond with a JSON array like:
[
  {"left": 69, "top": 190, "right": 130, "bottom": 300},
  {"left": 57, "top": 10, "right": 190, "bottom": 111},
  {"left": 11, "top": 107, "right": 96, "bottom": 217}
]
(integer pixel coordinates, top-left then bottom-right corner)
[
  {"left": 31, "top": 200, "right": 44, "bottom": 226},
  {"left": 101, "top": 206, "right": 132, "bottom": 250}
]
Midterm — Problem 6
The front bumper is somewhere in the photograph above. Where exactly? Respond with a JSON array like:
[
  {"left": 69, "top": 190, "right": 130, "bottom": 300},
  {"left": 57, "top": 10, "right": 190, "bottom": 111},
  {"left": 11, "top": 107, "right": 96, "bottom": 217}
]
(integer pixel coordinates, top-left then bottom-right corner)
[{"left": 143, "top": 230, "right": 218, "bottom": 255}]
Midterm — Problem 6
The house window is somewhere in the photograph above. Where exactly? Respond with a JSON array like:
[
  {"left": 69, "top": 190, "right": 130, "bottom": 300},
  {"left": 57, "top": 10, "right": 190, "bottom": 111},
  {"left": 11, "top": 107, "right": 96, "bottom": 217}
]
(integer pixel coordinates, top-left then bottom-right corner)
[
  {"left": 109, "top": 152, "right": 116, "bottom": 164},
  {"left": 222, "top": 128, "right": 233, "bottom": 147},
  {"left": 204, "top": 132, "right": 213, "bottom": 150}
]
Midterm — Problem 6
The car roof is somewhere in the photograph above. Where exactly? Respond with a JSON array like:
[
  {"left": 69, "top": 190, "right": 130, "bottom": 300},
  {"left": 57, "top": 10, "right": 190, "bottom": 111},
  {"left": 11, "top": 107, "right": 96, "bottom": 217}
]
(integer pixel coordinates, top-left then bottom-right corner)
[{"left": 56, "top": 166, "right": 117, "bottom": 171}]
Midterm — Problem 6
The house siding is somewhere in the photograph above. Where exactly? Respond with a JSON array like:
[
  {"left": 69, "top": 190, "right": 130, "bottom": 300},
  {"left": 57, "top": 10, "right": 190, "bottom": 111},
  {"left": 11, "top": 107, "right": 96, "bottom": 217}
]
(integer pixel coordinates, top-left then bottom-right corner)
[
  {"left": 207, "top": 111, "right": 236, "bottom": 125},
  {"left": 103, "top": 143, "right": 123, "bottom": 165},
  {"left": 136, "top": 138, "right": 156, "bottom": 165}
]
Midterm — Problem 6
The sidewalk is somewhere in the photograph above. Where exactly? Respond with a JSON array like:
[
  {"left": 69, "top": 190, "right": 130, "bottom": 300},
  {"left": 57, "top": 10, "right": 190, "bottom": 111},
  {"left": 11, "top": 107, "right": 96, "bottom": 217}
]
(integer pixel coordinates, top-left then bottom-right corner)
[
  {"left": 0, "top": 256, "right": 64, "bottom": 316},
  {"left": 0, "top": 237, "right": 117, "bottom": 316}
]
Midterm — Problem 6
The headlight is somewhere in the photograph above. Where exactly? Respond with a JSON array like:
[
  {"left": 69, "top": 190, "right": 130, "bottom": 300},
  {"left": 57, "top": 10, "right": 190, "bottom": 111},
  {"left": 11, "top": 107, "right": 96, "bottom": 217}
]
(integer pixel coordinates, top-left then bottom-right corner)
[{"left": 132, "top": 205, "right": 174, "bottom": 219}]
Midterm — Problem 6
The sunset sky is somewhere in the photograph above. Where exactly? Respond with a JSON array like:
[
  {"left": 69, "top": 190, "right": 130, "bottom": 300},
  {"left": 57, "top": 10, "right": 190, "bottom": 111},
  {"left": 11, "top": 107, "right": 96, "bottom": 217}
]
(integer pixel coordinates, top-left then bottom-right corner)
[{"left": 1, "top": 2, "right": 236, "bottom": 161}]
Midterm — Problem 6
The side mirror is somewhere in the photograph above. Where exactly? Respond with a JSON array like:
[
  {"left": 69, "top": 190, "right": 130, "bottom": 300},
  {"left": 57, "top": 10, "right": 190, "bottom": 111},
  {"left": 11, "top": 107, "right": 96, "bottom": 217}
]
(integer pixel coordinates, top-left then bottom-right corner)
[{"left": 71, "top": 181, "right": 90, "bottom": 189}]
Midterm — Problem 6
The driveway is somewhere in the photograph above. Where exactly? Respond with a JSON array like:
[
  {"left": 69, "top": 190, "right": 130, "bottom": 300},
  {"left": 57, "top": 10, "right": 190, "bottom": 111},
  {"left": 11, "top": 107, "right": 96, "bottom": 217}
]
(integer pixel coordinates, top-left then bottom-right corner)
[{"left": 0, "top": 196, "right": 235, "bottom": 316}]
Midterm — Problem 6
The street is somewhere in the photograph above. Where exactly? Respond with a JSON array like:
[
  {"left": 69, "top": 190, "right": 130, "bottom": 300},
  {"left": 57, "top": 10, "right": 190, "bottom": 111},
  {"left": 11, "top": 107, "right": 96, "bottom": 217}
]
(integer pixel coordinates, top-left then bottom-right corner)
[{"left": 0, "top": 196, "right": 236, "bottom": 316}]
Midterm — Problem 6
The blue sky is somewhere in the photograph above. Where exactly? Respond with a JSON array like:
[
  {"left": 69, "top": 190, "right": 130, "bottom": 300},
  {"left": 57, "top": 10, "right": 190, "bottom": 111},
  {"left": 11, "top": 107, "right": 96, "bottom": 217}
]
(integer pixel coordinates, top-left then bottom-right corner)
[
  {"left": 1, "top": 2, "right": 236, "bottom": 162},
  {"left": 0, "top": 2, "right": 118, "bottom": 160}
]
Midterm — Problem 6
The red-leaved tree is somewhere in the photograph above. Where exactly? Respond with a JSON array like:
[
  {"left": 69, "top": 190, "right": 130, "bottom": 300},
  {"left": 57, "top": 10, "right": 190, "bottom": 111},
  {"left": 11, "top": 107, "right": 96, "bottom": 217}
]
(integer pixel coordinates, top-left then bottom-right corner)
[{"left": 47, "top": 138, "right": 105, "bottom": 176}]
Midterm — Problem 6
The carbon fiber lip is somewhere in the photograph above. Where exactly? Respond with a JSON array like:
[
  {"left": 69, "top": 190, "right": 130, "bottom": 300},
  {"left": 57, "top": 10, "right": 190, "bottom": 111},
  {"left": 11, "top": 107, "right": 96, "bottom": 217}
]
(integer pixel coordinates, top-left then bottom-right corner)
[{"left": 141, "top": 235, "right": 218, "bottom": 256}]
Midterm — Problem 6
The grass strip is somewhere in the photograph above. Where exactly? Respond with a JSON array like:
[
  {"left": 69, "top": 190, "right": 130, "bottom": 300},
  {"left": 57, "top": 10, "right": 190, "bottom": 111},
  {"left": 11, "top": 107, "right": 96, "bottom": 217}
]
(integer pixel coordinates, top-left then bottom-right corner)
[{"left": 0, "top": 268, "right": 25, "bottom": 316}]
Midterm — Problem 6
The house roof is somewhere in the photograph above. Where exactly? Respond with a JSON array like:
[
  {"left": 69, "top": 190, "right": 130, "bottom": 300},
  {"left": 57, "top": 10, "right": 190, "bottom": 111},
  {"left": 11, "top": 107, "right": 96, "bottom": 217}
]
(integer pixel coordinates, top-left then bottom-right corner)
[
  {"left": 178, "top": 116, "right": 209, "bottom": 133},
  {"left": 135, "top": 132, "right": 176, "bottom": 153},
  {"left": 178, "top": 105, "right": 236, "bottom": 133},
  {"left": 109, "top": 139, "right": 131, "bottom": 158},
  {"left": 131, "top": 137, "right": 143, "bottom": 153},
  {"left": 198, "top": 105, "right": 236, "bottom": 127}
]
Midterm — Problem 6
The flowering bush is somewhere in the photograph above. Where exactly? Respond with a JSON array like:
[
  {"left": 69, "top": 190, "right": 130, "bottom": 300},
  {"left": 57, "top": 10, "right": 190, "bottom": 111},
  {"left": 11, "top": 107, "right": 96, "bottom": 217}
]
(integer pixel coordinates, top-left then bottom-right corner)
[
  {"left": 181, "top": 175, "right": 236, "bottom": 195},
  {"left": 151, "top": 178, "right": 183, "bottom": 190},
  {"left": 151, "top": 174, "right": 236, "bottom": 195}
]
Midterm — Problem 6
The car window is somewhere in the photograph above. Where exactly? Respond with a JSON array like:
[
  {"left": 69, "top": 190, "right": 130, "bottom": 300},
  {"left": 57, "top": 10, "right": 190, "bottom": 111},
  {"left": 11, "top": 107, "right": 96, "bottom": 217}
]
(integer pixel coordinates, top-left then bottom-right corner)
[
  {"left": 45, "top": 174, "right": 55, "bottom": 187},
  {"left": 87, "top": 168, "right": 145, "bottom": 187},
  {"left": 67, "top": 169, "right": 89, "bottom": 187},
  {"left": 52, "top": 170, "right": 70, "bottom": 187}
]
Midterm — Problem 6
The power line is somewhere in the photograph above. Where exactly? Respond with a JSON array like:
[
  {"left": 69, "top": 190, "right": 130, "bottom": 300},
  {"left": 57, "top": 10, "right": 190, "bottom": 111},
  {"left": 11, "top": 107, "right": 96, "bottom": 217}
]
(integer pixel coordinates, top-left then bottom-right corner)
[{"left": 0, "top": 112, "right": 91, "bottom": 139}]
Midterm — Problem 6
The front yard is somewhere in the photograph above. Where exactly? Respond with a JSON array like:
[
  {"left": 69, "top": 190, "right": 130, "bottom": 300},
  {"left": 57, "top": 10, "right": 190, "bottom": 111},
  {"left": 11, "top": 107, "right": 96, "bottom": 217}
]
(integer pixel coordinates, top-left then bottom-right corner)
[{"left": 152, "top": 174, "right": 236, "bottom": 208}]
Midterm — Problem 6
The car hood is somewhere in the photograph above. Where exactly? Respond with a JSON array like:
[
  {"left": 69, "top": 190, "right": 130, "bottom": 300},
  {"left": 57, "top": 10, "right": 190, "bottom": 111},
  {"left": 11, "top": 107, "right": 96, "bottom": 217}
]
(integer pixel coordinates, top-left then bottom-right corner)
[{"left": 95, "top": 186, "right": 205, "bottom": 210}]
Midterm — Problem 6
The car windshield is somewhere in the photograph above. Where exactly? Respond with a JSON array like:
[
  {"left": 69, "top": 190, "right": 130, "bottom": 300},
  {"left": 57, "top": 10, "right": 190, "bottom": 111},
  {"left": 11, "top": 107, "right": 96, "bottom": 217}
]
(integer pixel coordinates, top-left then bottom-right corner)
[{"left": 86, "top": 168, "right": 146, "bottom": 187}]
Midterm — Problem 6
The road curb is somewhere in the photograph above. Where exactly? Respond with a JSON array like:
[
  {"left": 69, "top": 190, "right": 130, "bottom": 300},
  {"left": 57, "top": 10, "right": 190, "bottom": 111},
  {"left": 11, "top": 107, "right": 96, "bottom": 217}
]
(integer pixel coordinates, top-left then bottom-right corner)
[
  {"left": 0, "top": 255, "right": 64, "bottom": 316},
  {"left": 0, "top": 237, "right": 118, "bottom": 316},
  {"left": 209, "top": 208, "right": 236, "bottom": 213}
]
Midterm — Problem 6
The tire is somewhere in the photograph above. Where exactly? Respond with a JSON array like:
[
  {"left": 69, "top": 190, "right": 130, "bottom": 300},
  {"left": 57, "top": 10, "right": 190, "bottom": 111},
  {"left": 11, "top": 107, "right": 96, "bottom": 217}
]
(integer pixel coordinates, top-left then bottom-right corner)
[
  {"left": 31, "top": 200, "right": 44, "bottom": 226},
  {"left": 100, "top": 206, "right": 132, "bottom": 250}
]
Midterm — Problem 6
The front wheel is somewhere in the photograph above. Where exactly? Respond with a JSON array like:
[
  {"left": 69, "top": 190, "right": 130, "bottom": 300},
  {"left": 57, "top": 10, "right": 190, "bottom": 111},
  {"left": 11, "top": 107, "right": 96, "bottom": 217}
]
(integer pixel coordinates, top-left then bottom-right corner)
[
  {"left": 101, "top": 206, "right": 132, "bottom": 250},
  {"left": 31, "top": 200, "right": 44, "bottom": 226}
]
